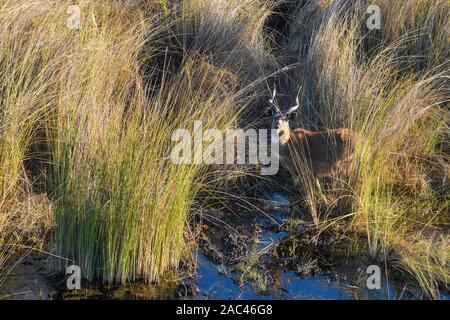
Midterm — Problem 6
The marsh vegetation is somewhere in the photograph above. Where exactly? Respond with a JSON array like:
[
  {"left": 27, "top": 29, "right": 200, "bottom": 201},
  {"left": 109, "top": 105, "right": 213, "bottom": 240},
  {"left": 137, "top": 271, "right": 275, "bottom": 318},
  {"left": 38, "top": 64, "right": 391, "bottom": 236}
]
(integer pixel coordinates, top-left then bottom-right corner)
[{"left": 0, "top": 0, "right": 448, "bottom": 299}]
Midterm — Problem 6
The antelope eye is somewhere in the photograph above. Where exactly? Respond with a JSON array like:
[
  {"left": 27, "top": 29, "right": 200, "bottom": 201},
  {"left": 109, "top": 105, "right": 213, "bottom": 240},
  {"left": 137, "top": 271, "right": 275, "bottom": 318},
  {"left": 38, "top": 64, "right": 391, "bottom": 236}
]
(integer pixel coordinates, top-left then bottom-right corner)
[{"left": 265, "top": 108, "right": 273, "bottom": 116}]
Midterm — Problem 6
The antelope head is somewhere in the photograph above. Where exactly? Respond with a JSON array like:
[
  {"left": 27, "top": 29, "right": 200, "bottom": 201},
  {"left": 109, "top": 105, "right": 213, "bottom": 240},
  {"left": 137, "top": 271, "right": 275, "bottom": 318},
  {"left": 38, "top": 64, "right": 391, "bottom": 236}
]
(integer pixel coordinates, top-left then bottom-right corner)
[{"left": 265, "top": 86, "right": 300, "bottom": 145}]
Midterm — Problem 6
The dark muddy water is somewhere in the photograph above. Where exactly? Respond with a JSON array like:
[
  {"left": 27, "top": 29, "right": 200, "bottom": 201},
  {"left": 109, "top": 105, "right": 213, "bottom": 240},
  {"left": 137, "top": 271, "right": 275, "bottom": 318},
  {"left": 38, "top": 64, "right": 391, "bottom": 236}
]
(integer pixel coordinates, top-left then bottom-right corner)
[
  {"left": 0, "top": 193, "right": 448, "bottom": 300},
  {"left": 195, "top": 253, "right": 353, "bottom": 300},
  {"left": 1, "top": 251, "right": 446, "bottom": 300},
  {"left": 192, "top": 202, "right": 409, "bottom": 301}
]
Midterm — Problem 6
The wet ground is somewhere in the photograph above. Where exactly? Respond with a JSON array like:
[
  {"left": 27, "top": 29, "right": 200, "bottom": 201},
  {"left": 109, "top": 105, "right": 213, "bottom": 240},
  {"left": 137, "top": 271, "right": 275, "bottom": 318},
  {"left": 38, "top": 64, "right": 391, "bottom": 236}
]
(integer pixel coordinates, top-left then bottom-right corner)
[
  {"left": 0, "top": 193, "right": 447, "bottom": 300},
  {"left": 0, "top": 254, "right": 51, "bottom": 300},
  {"left": 183, "top": 193, "right": 409, "bottom": 300}
]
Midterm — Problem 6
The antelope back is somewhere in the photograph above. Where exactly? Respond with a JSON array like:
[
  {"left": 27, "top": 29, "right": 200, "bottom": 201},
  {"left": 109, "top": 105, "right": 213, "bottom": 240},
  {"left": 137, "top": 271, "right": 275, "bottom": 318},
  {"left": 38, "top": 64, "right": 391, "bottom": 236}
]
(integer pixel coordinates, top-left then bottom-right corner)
[{"left": 289, "top": 128, "right": 356, "bottom": 177}]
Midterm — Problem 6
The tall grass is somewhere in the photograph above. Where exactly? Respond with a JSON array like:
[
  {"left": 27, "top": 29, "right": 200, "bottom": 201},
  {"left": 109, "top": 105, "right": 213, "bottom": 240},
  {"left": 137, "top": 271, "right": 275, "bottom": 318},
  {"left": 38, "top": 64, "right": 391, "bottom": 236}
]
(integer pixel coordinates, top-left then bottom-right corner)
[
  {"left": 285, "top": 0, "right": 449, "bottom": 297},
  {"left": 0, "top": 0, "right": 57, "bottom": 283},
  {"left": 46, "top": 0, "right": 262, "bottom": 284},
  {"left": 0, "top": 0, "right": 273, "bottom": 285},
  {"left": 0, "top": 0, "right": 448, "bottom": 298}
]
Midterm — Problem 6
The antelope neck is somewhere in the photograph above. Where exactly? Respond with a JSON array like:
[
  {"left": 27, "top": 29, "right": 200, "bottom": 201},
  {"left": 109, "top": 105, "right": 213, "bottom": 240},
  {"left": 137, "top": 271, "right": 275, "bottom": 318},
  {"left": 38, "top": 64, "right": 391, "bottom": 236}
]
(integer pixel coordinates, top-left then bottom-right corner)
[{"left": 278, "top": 128, "right": 290, "bottom": 145}]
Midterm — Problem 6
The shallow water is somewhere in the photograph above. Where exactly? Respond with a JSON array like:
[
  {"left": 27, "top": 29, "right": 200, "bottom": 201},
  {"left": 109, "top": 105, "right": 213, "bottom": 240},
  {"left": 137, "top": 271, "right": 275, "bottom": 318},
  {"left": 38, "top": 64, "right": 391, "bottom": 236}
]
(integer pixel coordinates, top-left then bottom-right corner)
[
  {"left": 1, "top": 193, "right": 448, "bottom": 300},
  {"left": 195, "top": 253, "right": 354, "bottom": 300},
  {"left": 193, "top": 192, "right": 449, "bottom": 300},
  {"left": 192, "top": 192, "right": 355, "bottom": 300}
]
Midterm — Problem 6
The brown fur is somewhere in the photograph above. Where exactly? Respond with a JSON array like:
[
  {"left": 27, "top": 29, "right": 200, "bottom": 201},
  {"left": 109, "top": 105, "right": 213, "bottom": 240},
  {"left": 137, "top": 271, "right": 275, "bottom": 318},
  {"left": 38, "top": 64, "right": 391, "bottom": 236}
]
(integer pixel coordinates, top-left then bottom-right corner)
[{"left": 278, "top": 127, "right": 356, "bottom": 177}]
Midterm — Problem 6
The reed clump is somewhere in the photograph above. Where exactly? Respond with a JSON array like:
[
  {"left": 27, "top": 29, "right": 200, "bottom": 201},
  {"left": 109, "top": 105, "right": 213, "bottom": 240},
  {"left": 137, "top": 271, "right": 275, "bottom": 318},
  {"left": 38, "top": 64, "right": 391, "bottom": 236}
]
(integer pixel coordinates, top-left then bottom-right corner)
[
  {"left": 0, "top": 0, "right": 273, "bottom": 284},
  {"left": 285, "top": 0, "right": 449, "bottom": 298}
]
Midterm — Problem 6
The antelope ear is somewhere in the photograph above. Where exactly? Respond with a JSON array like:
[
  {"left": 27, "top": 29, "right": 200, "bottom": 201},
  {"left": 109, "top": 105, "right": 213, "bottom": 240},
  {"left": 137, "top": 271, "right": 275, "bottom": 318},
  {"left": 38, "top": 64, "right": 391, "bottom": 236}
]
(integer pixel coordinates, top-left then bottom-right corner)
[
  {"left": 265, "top": 107, "right": 273, "bottom": 116},
  {"left": 288, "top": 111, "right": 298, "bottom": 120}
]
